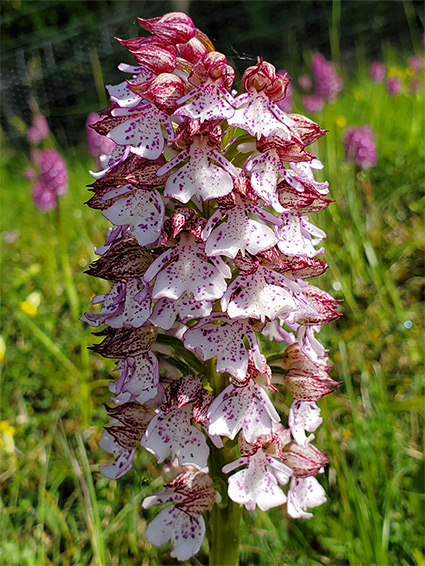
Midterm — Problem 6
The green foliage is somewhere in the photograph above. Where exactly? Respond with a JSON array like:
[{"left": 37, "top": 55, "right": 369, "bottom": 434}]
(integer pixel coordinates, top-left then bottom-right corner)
[{"left": 1, "top": 58, "right": 424, "bottom": 566}]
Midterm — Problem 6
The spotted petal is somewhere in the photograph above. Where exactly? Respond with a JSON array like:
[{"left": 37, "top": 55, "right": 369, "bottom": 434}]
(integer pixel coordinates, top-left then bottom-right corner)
[
  {"left": 183, "top": 315, "right": 262, "bottom": 379},
  {"left": 102, "top": 188, "right": 165, "bottom": 246},
  {"left": 106, "top": 65, "right": 153, "bottom": 108},
  {"left": 99, "top": 429, "right": 135, "bottom": 479},
  {"left": 246, "top": 151, "right": 286, "bottom": 212},
  {"left": 175, "top": 84, "right": 235, "bottom": 121},
  {"left": 208, "top": 382, "right": 280, "bottom": 443},
  {"left": 286, "top": 476, "right": 327, "bottom": 519},
  {"left": 228, "top": 92, "right": 293, "bottom": 139},
  {"left": 108, "top": 103, "right": 173, "bottom": 160},
  {"left": 221, "top": 267, "right": 298, "bottom": 322},
  {"left": 110, "top": 352, "right": 160, "bottom": 404},
  {"left": 276, "top": 212, "right": 325, "bottom": 258},
  {"left": 288, "top": 400, "right": 323, "bottom": 446},
  {"left": 223, "top": 450, "right": 289, "bottom": 511},
  {"left": 150, "top": 293, "right": 213, "bottom": 330},
  {"left": 203, "top": 200, "right": 279, "bottom": 258},
  {"left": 161, "top": 142, "right": 237, "bottom": 204},
  {"left": 142, "top": 405, "right": 209, "bottom": 468},
  {"left": 144, "top": 507, "right": 205, "bottom": 561},
  {"left": 144, "top": 235, "right": 228, "bottom": 302}
]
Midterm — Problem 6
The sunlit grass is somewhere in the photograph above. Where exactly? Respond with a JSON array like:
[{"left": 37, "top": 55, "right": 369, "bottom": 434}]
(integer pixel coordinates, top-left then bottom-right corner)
[{"left": 0, "top": 60, "right": 424, "bottom": 565}]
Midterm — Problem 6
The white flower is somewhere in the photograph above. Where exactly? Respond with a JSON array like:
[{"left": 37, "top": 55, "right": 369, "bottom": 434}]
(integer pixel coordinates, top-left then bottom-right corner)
[
  {"left": 157, "top": 137, "right": 239, "bottom": 203},
  {"left": 208, "top": 381, "right": 280, "bottom": 443},
  {"left": 286, "top": 476, "right": 327, "bottom": 519},
  {"left": 175, "top": 83, "right": 236, "bottom": 121},
  {"left": 288, "top": 400, "right": 323, "bottom": 446},
  {"left": 202, "top": 195, "right": 279, "bottom": 258},
  {"left": 223, "top": 449, "right": 292, "bottom": 511},
  {"left": 183, "top": 314, "right": 263, "bottom": 379},
  {"left": 144, "top": 234, "right": 231, "bottom": 302},
  {"left": 107, "top": 102, "right": 174, "bottom": 160},
  {"left": 109, "top": 352, "right": 160, "bottom": 404},
  {"left": 228, "top": 92, "right": 293, "bottom": 139},
  {"left": 142, "top": 470, "right": 216, "bottom": 561},
  {"left": 102, "top": 187, "right": 165, "bottom": 247}
]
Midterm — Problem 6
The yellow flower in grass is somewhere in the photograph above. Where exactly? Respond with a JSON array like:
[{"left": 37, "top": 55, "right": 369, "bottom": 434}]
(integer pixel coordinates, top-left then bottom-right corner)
[
  {"left": 335, "top": 115, "right": 347, "bottom": 129},
  {"left": 19, "top": 291, "right": 41, "bottom": 317},
  {"left": 0, "top": 420, "right": 16, "bottom": 454},
  {"left": 387, "top": 65, "right": 401, "bottom": 79}
]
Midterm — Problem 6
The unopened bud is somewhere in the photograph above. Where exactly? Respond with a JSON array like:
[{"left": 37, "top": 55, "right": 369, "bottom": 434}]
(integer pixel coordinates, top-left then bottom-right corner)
[
  {"left": 282, "top": 342, "right": 341, "bottom": 401},
  {"left": 281, "top": 441, "right": 328, "bottom": 477},
  {"left": 242, "top": 59, "right": 290, "bottom": 101},
  {"left": 138, "top": 12, "right": 196, "bottom": 45},
  {"left": 169, "top": 470, "right": 217, "bottom": 516},
  {"left": 288, "top": 114, "right": 328, "bottom": 146},
  {"left": 129, "top": 73, "right": 186, "bottom": 114},
  {"left": 177, "top": 36, "right": 209, "bottom": 64},
  {"left": 189, "top": 52, "right": 235, "bottom": 89},
  {"left": 257, "top": 135, "right": 314, "bottom": 163},
  {"left": 90, "top": 325, "right": 158, "bottom": 358},
  {"left": 107, "top": 424, "right": 144, "bottom": 449},
  {"left": 105, "top": 401, "right": 155, "bottom": 429},
  {"left": 85, "top": 239, "right": 152, "bottom": 281},
  {"left": 298, "top": 285, "right": 342, "bottom": 326},
  {"left": 117, "top": 36, "right": 177, "bottom": 74}
]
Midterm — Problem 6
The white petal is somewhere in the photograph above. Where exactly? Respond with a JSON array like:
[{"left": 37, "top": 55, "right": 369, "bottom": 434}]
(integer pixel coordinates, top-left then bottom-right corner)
[
  {"left": 286, "top": 476, "right": 326, "bottom": 519},
  {"left": 142, "top": 406, "right": 209, "bottom": 468},
  {"left": 98, "top": 430, "right": 135, "bottom": 479},
  {"left": 288, "top": 400, "right": 323, "bottom": 446},
  {"left": 227, "top": 452, "right": 287, "bottom": 511}
]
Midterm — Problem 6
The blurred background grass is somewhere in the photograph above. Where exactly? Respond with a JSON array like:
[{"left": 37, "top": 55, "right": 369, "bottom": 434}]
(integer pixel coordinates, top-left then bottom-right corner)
[{"left": 1, "top": 1, "right": 424, "bottom": 565}]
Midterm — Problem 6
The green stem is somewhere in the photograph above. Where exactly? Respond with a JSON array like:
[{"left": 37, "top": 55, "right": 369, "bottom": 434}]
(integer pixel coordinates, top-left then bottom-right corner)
[
  {"left": 206, "top": 360, "right": 241, "bottom": 566},
  {"left": 55, "top": 199, "right": 80, "bottom": 321},
  {"left": 330, "top": 0, "right": 341, "bottom": 67},
  {"left": 45, "top": 212, "right": 60, "bottom": 291}
]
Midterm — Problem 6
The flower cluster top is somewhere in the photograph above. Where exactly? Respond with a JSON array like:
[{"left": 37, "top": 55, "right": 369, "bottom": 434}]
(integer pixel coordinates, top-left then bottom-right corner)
[{"left": 83, "top": 12, "right": 341, "bottom": 562}]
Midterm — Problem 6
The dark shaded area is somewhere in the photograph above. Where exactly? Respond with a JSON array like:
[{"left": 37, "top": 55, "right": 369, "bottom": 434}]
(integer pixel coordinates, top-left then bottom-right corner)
[{"left": 1, "top": 0, "right": 423, "bottom": 145}]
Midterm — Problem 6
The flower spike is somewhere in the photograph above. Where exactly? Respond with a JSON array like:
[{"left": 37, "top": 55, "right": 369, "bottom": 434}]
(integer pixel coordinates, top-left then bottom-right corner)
[{"left": 83, "top": 11, "right": 341, "bottom": 562}]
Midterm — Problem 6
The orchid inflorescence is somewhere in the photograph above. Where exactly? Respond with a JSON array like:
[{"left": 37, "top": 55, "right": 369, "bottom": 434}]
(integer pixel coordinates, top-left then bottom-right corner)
[
  {"left": 83, "top": 11, "right": 341, "bottom": 562},
  {"left": 344, "top": 125, "right": 377, "bottom": 170},
  {"left": 25, "top": 108, "right": 68, "bottom": 213}
]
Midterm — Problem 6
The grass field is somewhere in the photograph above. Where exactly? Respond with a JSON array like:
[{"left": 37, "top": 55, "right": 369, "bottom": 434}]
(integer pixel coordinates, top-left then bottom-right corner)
[{"left": 0, "top": 52, "right": 424, "bottom": 565}]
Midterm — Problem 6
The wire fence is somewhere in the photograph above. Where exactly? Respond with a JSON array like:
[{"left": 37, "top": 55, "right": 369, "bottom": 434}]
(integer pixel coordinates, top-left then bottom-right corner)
[{"left": 1, "top": 0, "right": 422, "bottom": 146}]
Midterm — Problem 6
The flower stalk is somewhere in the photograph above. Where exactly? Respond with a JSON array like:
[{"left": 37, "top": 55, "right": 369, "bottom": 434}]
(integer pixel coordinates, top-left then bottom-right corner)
[
  {"left": 209, "top": 478, "right": 241, "bottom": 566},
  {"left": 207, "top": 357, "right": 241, "bottom": 566}
]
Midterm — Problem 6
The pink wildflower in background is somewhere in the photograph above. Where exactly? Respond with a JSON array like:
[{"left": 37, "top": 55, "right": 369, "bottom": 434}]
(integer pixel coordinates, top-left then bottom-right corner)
[
  {"left": 298, "top": 74, "right": 312, "bottom": 91},
  {"left": 27, "top": 113, "right": 50, "bottom": 145},
  {"left": 370, "top": 61, "right": 386, "bottom": 83},
  {"left": 408, "top": 55, "right": 423, "bottom": 70},
  {"left": 344, "top": 125, "right": 377, "bottom": 170},
  {"left": 28, "top": 149, "right": 69, "bottom": 212},
  {"left": 386, "top": 76, "right": 402, "bottom": 96},
  {"left": 25, "top": 102, "right": 68, "bottom": 213},
  {"left": 83, "top": 11, "right": 341, "bottom": 562},
  {"left": 40, "top": 149, "right": 69, "bottom": 196},
  {"left": 312, "top": 53, "right": 343, "bottom": 102},
  {"left": 302, "top": 95, "right": 325, "bottom": 113},
  {"left": 31, "top": 179, "right": 58, "bottom": 213}
]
